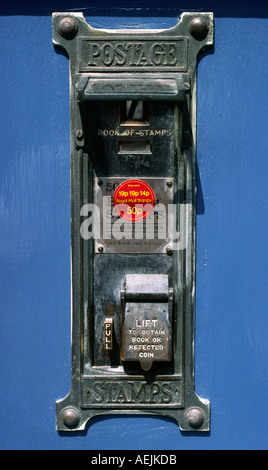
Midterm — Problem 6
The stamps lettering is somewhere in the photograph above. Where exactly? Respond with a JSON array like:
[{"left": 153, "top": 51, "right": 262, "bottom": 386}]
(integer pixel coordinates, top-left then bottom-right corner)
[{"left": 82, "top": 376, "right": 182, "bottom": 407}]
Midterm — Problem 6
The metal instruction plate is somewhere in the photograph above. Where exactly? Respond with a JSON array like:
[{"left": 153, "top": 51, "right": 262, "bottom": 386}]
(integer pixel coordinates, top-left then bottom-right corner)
[
  {"left": 93, "top": 177, "right": 174, "bottom": 254},
  {"left": 121, "top": 302, "right": 172, "bottom": 364}
]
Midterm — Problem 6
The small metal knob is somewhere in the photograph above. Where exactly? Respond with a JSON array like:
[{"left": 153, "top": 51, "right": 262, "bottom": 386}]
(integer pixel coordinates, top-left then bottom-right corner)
[
  {"left": 58, "top": 16, "right": 78, "bottom": 39},
  {"left": 185, "top": 408, "right": 205, "bottom": 428},
  {"left": 61, "top": 407, "right": 80, "bottom": 428},
  {"left": 189, "top": 17, "right": 209, "bottom": 40}
]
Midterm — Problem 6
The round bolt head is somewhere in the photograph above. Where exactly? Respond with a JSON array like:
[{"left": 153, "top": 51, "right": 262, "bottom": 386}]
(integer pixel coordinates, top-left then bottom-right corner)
[
  {"left": 189, "top": 17, "right": 209, "bottom": 40},
  {"left": 166, "top": 246, "right": 173, "bottom": 256},
  {"left": 76, "top": 129, "right": 83, "bottom": 139},
  {"left": 184, "top": 82, "right": 191, "bottom": 91},
  {"left": 185, "top": 408, "right": 205, "bottom": 428},
  {"left": 61, "top": 407, "right": 80, "bottom": 428},
  {"left": 58, "top": 16, "right": 78, "bottom": 39}
]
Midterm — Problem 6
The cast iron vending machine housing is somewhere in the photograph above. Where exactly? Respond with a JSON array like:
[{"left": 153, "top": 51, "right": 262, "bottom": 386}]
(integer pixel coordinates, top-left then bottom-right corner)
[{"left": 52, "top": 11, "right": 214, "bottom": 432}]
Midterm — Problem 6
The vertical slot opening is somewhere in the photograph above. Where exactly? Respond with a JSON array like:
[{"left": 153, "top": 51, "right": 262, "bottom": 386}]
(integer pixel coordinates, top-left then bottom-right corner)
[{"left": 120, "top": 100, "right": 150, "bottom": 126}]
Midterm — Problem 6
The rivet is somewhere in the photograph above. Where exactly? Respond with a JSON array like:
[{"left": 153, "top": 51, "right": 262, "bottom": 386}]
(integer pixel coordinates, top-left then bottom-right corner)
[
  {"left": 185, "top": 408, "right": 204, "bottom": 428},
  {"left": 184, "top": 82, "right": 191, "bottom": 91},
  {"left": 61, "top": 407, "right": 80, "bottom": 428},
  {"left": 98, "top": 245, "right": 104, "bottom": 253},
  {"left": 166, "top": 246, "right": 173, "bottom": 256},
  {"left": 166, "top": 181, "right": 173, "bottom": 187},
  {"left": 58, "top": 16, "right": 78, "bottom": 39},
  {"left": 189, "top": 17, "right": 209, "bottom": 40},
  {"left": 76, "top": 129, "right": 83, "bottom": 140}
]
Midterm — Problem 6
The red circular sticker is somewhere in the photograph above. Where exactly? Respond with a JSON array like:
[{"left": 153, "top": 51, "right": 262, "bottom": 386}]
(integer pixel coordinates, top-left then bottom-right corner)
[{"left": 113, "top": 179, "right": 155, "bottom": 222}]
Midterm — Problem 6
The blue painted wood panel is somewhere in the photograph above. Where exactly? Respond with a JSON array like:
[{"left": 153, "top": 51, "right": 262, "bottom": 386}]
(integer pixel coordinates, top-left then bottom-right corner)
[{"left": 0, "top": 0, "right": 267, "bottom": 450}]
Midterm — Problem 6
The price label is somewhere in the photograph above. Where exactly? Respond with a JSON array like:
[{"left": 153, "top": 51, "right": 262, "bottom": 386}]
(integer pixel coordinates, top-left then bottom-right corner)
[{"left": 113, "top": 179, "right": 155, "bottom": 222}]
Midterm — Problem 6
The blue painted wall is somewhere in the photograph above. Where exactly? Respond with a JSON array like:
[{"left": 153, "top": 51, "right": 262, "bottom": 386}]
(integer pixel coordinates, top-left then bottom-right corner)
[{"left": 0, "top": 0, "right": 267, "bottom": 450}]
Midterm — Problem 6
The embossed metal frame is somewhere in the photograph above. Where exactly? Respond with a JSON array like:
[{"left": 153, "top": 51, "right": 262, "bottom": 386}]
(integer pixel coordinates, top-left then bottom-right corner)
[{"left": 52, "top": 11, "right": 214, "bottom": 432}]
